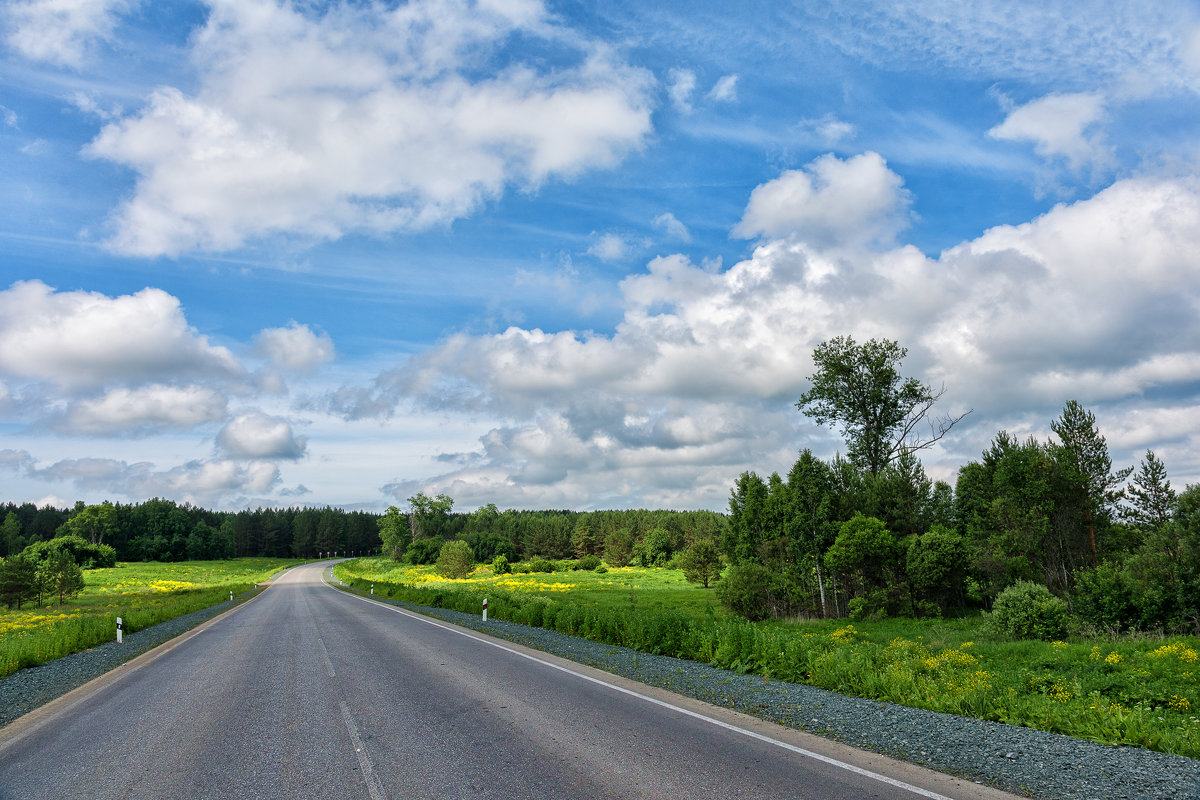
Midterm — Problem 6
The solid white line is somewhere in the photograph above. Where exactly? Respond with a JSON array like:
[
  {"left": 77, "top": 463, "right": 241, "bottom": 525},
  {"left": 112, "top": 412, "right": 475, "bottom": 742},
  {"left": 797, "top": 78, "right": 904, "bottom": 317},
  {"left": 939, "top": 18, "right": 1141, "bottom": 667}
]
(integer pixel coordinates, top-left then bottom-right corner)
[
  {"left": 339, "top": 700, "right": 388, "bottom": 800},
  {"left": 328, "top": 579, "right": 956, "bottom": 800}
]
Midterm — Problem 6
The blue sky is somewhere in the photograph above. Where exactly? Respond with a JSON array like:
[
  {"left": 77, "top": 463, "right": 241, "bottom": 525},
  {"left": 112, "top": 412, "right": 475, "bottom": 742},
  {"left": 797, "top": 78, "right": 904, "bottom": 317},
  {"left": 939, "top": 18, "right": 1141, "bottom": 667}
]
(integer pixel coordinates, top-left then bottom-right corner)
[{"left": 2, "top": 0, "right": 1199, "bottom": 512}]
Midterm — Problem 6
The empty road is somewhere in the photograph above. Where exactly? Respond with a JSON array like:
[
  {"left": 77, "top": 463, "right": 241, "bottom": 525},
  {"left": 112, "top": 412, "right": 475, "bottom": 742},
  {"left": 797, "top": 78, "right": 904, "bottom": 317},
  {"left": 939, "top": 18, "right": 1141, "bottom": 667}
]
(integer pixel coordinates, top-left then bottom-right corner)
[{"left": 0, "top": 562, "right": 1020, "bottom": 800}]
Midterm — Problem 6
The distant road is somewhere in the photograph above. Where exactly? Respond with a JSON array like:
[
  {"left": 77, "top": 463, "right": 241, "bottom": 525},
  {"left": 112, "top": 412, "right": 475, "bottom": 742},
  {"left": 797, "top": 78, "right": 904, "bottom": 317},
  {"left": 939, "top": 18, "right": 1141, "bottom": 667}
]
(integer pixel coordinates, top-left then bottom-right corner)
[{"left": 0, "top": 563, "right": 1020, "bottom": 800}]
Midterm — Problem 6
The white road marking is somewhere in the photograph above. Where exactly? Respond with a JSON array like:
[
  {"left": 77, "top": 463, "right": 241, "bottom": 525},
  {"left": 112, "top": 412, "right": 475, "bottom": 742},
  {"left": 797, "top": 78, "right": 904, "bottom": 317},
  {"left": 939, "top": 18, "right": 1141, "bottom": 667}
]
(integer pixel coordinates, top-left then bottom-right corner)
[
  {"left": 339, "top": 700, "right": 388, "bottom": 800},
  {"left": 329, "top": 579, "right": 958, "bottom": 800}
]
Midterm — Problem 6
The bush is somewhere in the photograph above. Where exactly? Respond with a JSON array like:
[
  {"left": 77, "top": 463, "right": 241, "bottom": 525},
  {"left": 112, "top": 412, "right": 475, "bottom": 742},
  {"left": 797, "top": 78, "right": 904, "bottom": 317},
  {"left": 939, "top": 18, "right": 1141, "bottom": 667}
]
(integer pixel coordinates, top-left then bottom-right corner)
[
  {"left": 528, "top": 557, "right": 556, "bottom": 573},
  {"left": 595, "top": 565, "right": 608, "bottom": 574},
  {"left": 715, "top": 563, "right": 803, "bottom": 621},
  {"left": 1072, "top": 562, "right": 1136, "bottom": 631},
  {"left": 404, "top": 536, "right": 444, "bottom": 565},
  {"left": 435, "top": 540, "right": 475, "bottom": 579},
  {"left": 991, "top": 580, "right": 1069, "bottom": 640},
  {"left": 576, "top": 554, "right": 602, "bottom": 571},
  {"left": 492, "top": 554, "right": 511, "bottom": 574}
]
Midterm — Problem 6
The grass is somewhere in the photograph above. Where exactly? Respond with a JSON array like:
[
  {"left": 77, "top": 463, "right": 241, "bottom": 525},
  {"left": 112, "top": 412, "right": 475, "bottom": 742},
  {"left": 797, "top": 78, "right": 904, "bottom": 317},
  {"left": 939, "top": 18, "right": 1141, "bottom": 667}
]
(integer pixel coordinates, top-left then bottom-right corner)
[
  {"left": 0, "top": 558, "right": 302, "bottom": 678},
  {"left": 335, "top": 557, "right": 1200, "bottom": 758}
]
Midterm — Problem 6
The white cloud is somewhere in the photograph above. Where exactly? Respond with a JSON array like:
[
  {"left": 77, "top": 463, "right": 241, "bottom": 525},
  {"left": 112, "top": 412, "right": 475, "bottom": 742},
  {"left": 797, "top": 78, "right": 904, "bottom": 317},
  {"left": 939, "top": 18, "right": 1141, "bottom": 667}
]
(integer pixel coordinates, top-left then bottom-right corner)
[
  {"left": 652, "top": 212, "right": 691, "bottom": 242},
  {"left": 254, "top": 321, "right": 334, "bottom": 373},
  {"left": 989, "top": 91, "right": 1111, "bottom": 173},
  {"left": 0, "top": 280, "right": 243, "bottom": 391},
  {"left": 708, "top": 74, "right": 738, "bottom": 103},
  {"left": 5, "top": 0, "right": 129, "bottom": 67},
  {"left": 667, "top": 67, "right": 696, "bottom": 112},
  {"left": 733, "top": 152, "right": 913, "bottom": 247},
  {"left": 795, "top": 114, "right": 856, "bottom": 145},
  {"left": 216, "top": 411, "right": 307, "bottom": 460},
  {"left": 55, "top": 384, "right": 227, "bottom": 434},
  {"left": 330, "top": 174, "right": 1200, "bottom": 505},
  {"left": 86, "top": 0, "right": 653, "bottom": 257},
  {"left": 587, "top": 232, "right": 635, "bottom": 262},
  {"left": 29, "top": 453, "right": 280, "bottom": 505},
  {"left": 1, "top": 106, "right": 17, "bottom": 128}
]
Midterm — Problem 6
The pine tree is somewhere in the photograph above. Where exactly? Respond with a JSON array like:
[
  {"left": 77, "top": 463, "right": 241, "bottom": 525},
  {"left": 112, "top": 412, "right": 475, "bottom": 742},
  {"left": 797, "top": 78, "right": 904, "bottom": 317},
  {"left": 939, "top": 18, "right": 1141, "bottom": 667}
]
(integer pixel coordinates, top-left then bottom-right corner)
[{"left": 1124, "top": 449, "right": 1175, "bottom": 534}]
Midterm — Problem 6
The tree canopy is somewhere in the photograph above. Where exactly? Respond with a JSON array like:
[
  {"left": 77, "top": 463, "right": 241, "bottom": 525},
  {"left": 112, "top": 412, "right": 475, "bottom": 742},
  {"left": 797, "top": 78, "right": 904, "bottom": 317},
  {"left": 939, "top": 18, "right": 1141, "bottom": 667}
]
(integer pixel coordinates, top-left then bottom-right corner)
[{"left": 797, "top": 336, "right": 968, "bottom": 475}]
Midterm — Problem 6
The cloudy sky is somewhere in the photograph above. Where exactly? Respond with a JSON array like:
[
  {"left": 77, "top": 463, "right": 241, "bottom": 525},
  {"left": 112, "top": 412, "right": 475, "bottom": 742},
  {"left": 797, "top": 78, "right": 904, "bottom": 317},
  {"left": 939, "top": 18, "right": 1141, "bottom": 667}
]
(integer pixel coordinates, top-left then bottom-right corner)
[{"left": 2, "top": 0, "right": 1199, "bottom": 512}]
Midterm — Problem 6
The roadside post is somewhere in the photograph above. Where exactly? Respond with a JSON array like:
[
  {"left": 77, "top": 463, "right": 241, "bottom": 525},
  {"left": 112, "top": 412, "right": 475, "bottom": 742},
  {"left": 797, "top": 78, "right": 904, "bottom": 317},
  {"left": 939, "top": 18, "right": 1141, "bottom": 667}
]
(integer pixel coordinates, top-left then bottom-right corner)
[
  {"left": 483, "top": 597, "right": 488, "bottom": 622},
  {"left": 371, "top": 583, "right": 374, "bottom": 595},
  {"left": 116, "top": 617, "right": 123, "bottom": 644},
  {"left": 229, "top": 590, "right": 233, "bottom": 602}
]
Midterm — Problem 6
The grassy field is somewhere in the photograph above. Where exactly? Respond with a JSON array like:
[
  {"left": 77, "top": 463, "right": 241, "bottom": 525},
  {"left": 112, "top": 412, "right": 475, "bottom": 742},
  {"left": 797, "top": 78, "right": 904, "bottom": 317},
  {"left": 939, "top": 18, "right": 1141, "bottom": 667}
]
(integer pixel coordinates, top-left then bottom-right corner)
[
  {"left": 0, "top": 558, "right": 301, "bottom": 678},
  {"left": 335, "top": 557, "right": 1200, "bottom": 758}
]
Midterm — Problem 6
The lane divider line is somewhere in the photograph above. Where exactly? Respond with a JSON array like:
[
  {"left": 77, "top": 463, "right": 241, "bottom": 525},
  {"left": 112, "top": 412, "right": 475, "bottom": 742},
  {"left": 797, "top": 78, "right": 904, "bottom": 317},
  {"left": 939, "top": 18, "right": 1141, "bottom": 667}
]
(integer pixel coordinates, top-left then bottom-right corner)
[
  {"left": 327, "top": 579, "right": 957, "bottom": 800},
  {"left": 339, "top": 700, "right": 388, "bottom": 800}
]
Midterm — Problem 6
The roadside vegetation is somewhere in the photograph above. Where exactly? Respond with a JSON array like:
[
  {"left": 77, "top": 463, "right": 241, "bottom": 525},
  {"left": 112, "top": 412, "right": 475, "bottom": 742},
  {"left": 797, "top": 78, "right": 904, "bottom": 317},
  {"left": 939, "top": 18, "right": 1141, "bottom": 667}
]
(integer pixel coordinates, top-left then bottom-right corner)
[{"left": 0, "top": 558, "right": 300, "bottom": 678}]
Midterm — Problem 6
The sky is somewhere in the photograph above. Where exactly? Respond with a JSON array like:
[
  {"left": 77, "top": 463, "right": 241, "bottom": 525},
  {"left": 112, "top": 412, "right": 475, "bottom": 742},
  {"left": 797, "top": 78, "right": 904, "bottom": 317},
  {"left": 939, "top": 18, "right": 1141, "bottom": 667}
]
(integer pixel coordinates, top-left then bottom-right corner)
[{"left": 1, "top": 0, "right": 1199, "bottom": 513}]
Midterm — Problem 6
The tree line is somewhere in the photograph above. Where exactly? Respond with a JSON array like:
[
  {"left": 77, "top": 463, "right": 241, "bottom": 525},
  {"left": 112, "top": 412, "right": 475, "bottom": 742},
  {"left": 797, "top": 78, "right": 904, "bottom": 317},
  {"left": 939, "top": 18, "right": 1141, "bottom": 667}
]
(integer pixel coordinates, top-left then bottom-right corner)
[{"left": 718, "top": 336, "right": 1200, "bottom": 634}]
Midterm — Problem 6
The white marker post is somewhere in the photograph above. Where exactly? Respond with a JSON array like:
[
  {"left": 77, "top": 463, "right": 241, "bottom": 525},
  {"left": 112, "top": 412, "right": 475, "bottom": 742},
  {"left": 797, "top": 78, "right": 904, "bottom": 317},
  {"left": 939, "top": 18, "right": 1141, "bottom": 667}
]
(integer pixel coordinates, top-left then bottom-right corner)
[
  {"left": 229, "top": 590, "right": 233, "bottom": 602},
  {"left": 370, "top": 584, "right": 374, "bottom": 595},
  {"left": 483, "top": 597, "right": 488, "bottom": 622},
  {"left": 116, "top": 617, "right": 123, "bottom": 644}
]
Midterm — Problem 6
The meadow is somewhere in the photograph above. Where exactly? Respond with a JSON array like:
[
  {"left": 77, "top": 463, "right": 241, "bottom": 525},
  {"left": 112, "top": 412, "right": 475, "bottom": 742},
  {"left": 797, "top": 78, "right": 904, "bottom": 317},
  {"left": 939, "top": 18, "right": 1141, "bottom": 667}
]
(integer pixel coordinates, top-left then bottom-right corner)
[
  {"left": 335, "top": 557, "right": 1200, "bottom": 758},
  {"left": 0, "top": 558, "right": 301, "bottom": 678}
]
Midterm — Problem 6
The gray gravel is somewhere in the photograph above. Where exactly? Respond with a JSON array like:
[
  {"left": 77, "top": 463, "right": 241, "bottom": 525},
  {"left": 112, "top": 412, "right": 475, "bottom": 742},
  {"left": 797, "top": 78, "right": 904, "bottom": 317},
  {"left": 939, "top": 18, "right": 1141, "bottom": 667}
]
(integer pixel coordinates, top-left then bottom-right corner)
[{"left": 5, "top": 579, "right": 1199, "bottom": 800}]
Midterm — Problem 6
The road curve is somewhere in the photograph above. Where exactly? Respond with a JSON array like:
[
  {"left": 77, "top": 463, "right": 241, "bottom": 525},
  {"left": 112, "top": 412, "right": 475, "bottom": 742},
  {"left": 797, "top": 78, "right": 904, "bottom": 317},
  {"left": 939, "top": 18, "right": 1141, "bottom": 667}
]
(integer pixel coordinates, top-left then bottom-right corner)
[{"left": 0, "top": 562, "right": 1021, "bottom": 800}]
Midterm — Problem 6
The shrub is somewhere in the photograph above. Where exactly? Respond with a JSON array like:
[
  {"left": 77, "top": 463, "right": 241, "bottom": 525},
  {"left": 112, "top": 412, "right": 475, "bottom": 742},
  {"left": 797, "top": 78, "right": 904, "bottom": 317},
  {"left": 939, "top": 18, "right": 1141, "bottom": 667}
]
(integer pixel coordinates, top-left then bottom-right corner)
[
  {"left": 1072, "top": 562, "right": 1136, "bottom": 631},
  {"left": 576, "top": 554, "right": 602, "bottom": 571},
  {"left": 435, "top": 540, "right": 475, "bottom": 579},
  {"left": 991, "top": 580, "right": 1069, "bottom": 640},
  {"left": 715, "top": 563, "right": 802, "bottom": 621},
  {"left": 528, "top": 557, "right": 556, "bottom": 573},
  {"left": 492, "top": 554, "right": 511, "bottom": 574},
  {"left": 404, "top": 536, "right": 444, "bottom": 565},
  {"left": 595, "top": 565, "right": 608, "bottom": 574}
]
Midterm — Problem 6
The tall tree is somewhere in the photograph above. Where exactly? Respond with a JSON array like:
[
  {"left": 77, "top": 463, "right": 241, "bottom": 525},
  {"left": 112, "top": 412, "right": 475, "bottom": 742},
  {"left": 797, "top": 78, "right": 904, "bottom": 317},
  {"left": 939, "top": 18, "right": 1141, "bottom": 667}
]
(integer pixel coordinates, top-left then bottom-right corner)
[
  {"left": 407, "top": 492, "right": 454, "bottom": 541},
  {"left": 784, "top": 450, "right": 836, "bottom": 616},
  {"left": 1050, "top": 400, "right": 1131, "bottom": 562},
  {"left": 1124, "top": 449, "right": 1175, "bottom": 535},
  {"left": 797, "top": 336, "right": 968, "bottom": 475}
]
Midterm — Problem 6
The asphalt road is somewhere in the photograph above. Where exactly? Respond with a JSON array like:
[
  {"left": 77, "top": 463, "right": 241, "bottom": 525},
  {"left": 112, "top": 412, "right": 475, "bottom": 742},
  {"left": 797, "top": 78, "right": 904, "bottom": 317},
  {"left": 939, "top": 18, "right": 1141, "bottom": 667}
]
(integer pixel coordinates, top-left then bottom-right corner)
[{"left": 0, "top": 563, "right": 1021, "bottom": 800}]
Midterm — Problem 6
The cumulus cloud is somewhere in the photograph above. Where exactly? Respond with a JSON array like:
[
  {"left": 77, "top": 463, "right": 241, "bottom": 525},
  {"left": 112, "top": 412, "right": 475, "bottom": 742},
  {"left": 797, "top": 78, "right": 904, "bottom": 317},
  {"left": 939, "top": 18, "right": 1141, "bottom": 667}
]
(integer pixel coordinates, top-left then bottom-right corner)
[
  {"left": 54, "top": 385, "right": 228, "bottom": 435},
  {"left": 254, "top": 321, "right": 334, "bottom": 373},
  {"left": 708, "top": 74, "right": 738, "bottom": 103},
  {"left": 733, "top": 152, "right": 913, "bottom": 247},
  {"left": 86, "top": 0, "right": 653, "bottom": 256},
  {"left": 216, "top": 411, "right": 307, "bottom": 460},
  {"left": 5, "top": 0, "right": 129, "bottom": 67},
  {"left": 31, "top": 455, "right": 280, "bottom": 504},
  {"left": 989, "top": 92, "right": 1111, "bottom": 173},
  {"left": 652, "top": 212, "right": 691, "bottom": 242},
  {"left": 328, "top": 172, "right": 1200, "bottom": 504},
  {"left": 0, "top": 280, "right": 243, "bottom": 391}
]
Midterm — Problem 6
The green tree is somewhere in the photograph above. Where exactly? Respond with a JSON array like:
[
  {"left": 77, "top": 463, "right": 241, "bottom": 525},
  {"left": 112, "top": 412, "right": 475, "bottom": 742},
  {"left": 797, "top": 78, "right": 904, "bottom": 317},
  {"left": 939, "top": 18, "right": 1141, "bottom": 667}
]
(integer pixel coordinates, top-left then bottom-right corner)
[
  {"left": 906, "top": 524, "right": 968, "bottom": 613},
  {"left": 784, "top": 450, "right": 836, "bottom": 616},
  {"left": 724, "top": 471, "right": 769, "bottom": 563},
  {"left": 2, "top": 511, "right": 25, "bottom": 557},
  {"left": 572, "top": 514, "right": 596, "bottom": 558},
  {"left": 824, "top": 514, "right": 901, "bottom": 612},
  {"left": 797, "top": 336, "right": 968, "bottom": 475},
  {"left": 407, "top": 492, "right": 454, "bottom": 541},
  {"left": 378, "top": 506, "right": 409, "bottom": 560},
  {"left": 634, "top": 527, "right": 673, "bottom": 567},
  {"left": 61, "top": 501, "right": 118, "bottom": 545},
  {"left": 1124, "top": 449, "right": 1175, "bottom": 535},
  {"left": 603, "top": 528, "right": 633, "bottom": 567},
  {"left": 1050, "top": 400, "right": 1131, "bottom": 562},
  {"left": 0, "top": 554, "right": 39, "bottom": 609},
  {"left": 38, "top": 549, "right": 83, "bottom": 606},
  {"left": 677, "top": 538, "right": 723, "bottom": 588},
  {"left": 435, "top": 540, "right": 475, "bottom": 579}
]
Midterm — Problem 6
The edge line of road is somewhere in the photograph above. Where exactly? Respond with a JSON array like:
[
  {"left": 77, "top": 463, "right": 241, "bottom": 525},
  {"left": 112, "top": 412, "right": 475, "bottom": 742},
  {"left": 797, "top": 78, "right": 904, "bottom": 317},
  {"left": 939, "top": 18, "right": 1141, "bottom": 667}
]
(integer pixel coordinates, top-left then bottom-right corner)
[
  {"left": 325, "top": 574, "right": 965, "bottom": 800},
  {"left": 0, "top": 564, "right": 298, "bottom": 755}
]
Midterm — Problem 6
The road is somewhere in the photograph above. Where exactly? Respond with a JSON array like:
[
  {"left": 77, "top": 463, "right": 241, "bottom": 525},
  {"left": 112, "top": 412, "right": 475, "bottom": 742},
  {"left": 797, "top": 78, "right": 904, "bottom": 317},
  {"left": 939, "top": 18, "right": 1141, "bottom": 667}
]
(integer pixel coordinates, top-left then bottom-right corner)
[{"left": 0, "top": 562, "right": 1020, "bottom": 800}]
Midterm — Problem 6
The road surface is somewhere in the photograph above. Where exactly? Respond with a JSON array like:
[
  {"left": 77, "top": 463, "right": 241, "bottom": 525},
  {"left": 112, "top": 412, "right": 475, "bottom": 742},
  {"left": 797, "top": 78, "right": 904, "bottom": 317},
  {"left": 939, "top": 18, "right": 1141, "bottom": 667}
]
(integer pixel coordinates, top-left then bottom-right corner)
[{"left": 0, "top": 562, "right": 1020, "bottom": 800}]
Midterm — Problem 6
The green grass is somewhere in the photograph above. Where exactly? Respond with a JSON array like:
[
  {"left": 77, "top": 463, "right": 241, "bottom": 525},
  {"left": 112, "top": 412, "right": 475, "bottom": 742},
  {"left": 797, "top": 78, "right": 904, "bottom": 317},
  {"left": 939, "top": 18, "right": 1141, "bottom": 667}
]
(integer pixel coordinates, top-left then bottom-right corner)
[
  {"left": 335, "top": 557, "right": 1200, "bottom": 758},
  {"left": 0, "top": 558, "right": 302, "bottom": 678}
]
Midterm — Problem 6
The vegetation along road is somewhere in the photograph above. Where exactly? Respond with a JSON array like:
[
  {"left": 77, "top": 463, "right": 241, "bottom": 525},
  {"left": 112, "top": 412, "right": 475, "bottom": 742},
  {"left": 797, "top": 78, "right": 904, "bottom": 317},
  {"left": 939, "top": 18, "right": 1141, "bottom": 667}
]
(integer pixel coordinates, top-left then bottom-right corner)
[{"left": 0, "top": 561, "right": 1019, "bottom": 800}]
